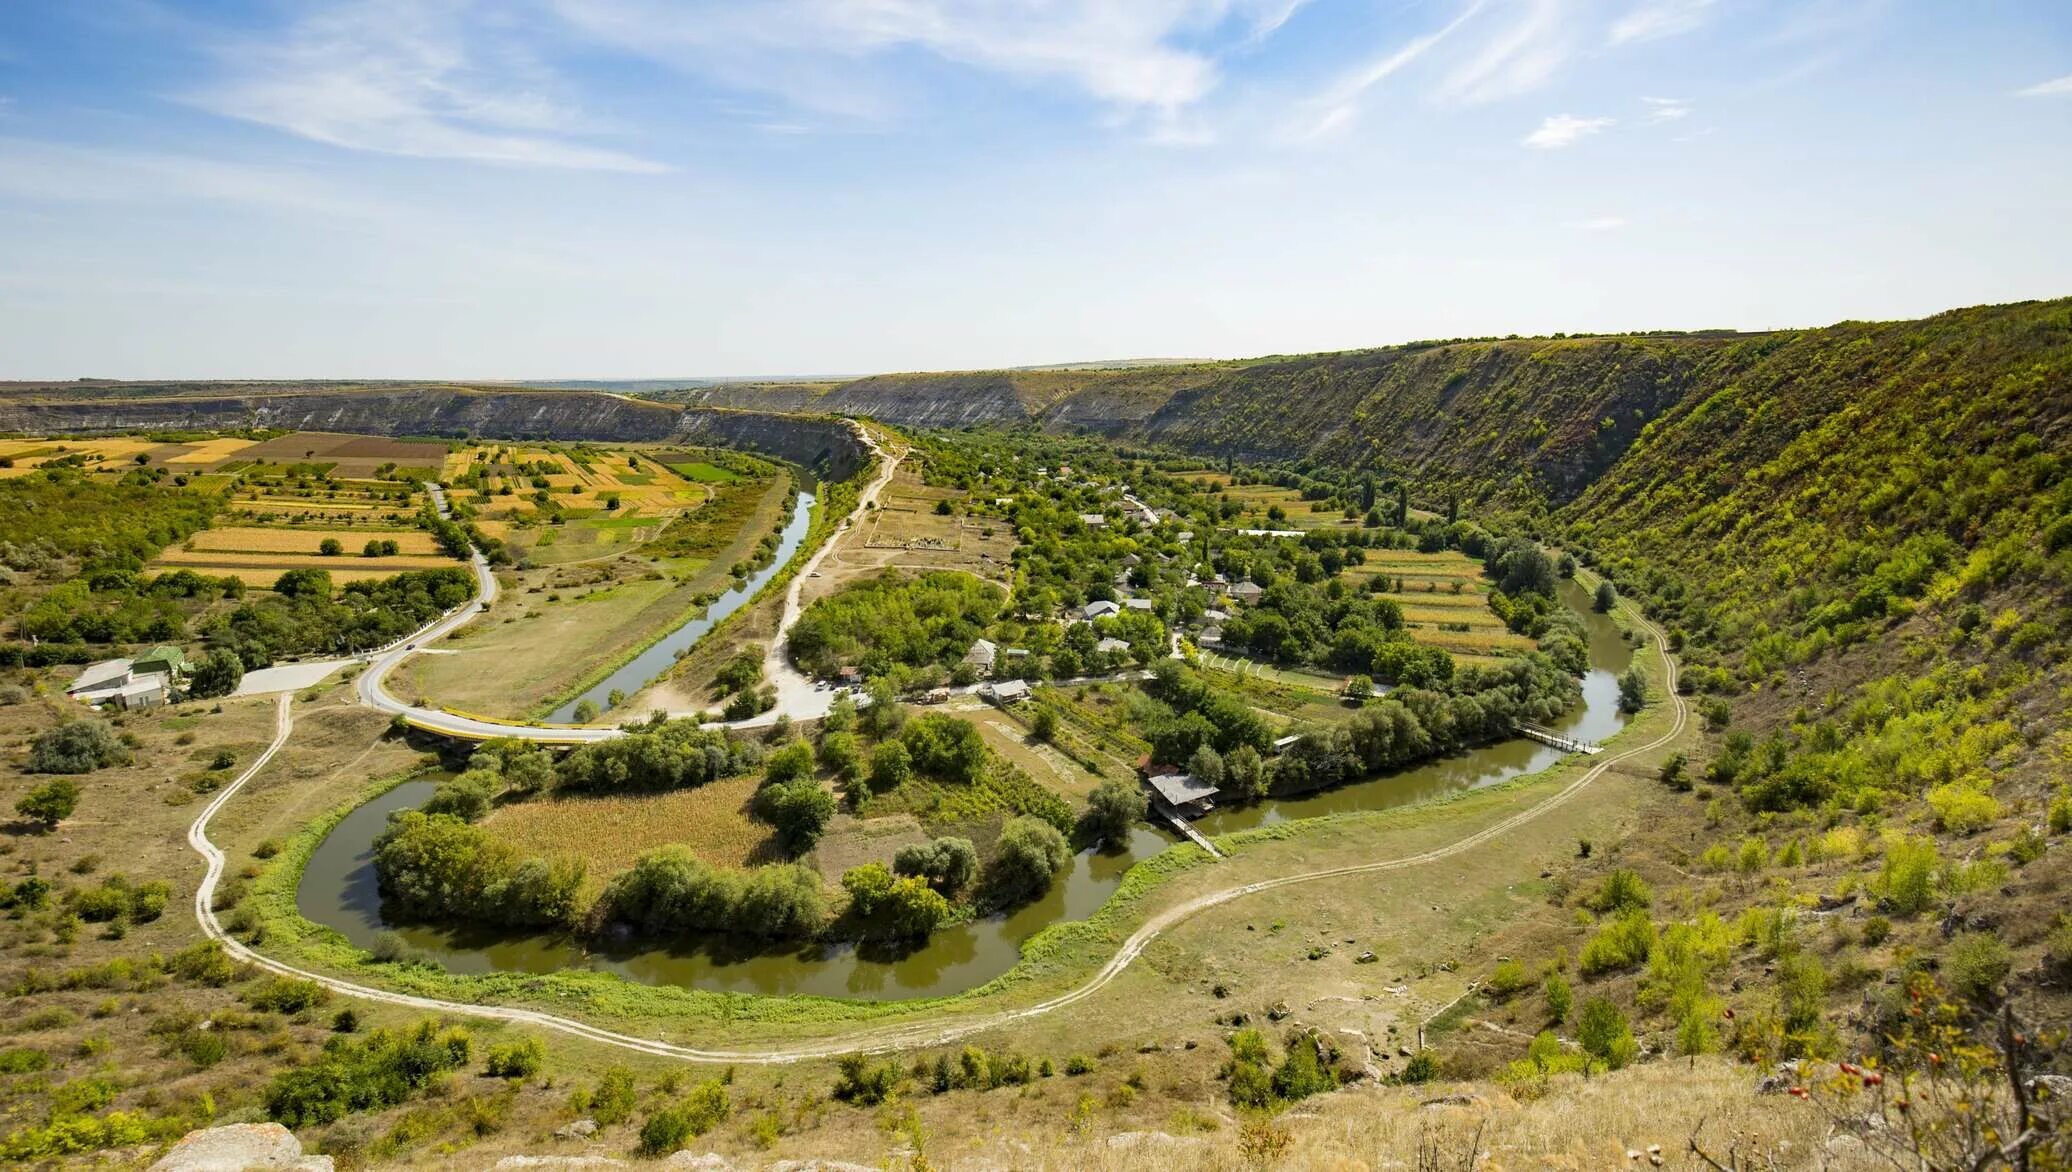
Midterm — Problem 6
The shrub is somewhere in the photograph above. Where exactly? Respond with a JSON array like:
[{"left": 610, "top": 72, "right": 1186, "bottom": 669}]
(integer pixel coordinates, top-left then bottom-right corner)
[
  {"left": 1483, "top": 960, "right": 1531, "bottom": 999},
  {"left": 892, "top": 836, "right": 977, "bottom": 894},
  {"left": 1576, "top": 998, "right": 1637, "bottom": 1070},
  {"left": 752, "top": 779, "right": 836, "bottom": 851},
  {"left": 1944, "top": 931, "right": 2012, "bottom": 1002},
  {"left": 636, "top": 1081, "right": 729, "bottom": 1156},
  {"left": 264, "top": 1021, "right": 470, "bottom": 1127},
  {"left": 1736, "top": 837, "right": 1769, "bottom": 873},
  {"left": 1580, "top": 908, "right": 1656, "bottom": 975},
  {"left": 601, "top": 849, "right": 827, "bottom": 939},
  {"left": 1877, "top": 835, "right": 1940, "bottom": 915},
  {"left": 244, "top": 977, "right": 329, "bottom": 1014},
  {"left": 1926, "top": 783, "right": 2000, "bottom": 835},
  {"left": 1861, "top": 916, "right": 1892, "bottom": 947},
  {"left": 832, "top": 1054, "right": 903, "bottom": 1105},
  {"left": 1397, "top": 1050, "right": 1440, "bottom": 1084},
  {"left": 27, "top": 721, "right": 127, "bottom": 774},
  {"left": 421, "top": 769, "right": 497, "bottom": 822},
  {"left": 586, "top": 1067, "right": 638, "bottom": 1126},
  {"left": 866, "top": 740, "right": 914, "bottom": 793},
  {"left": 1543, "top": 971, "right": 1573, "bottom": 1024},
  {"left": 1583, "top": 868, "right": 1652, "bottom": 915},
  {"left": 15, "top": 779, "right": 80, "bottom": 829},
  {"left": 1270, "top": 1033, "right": 1337, "bottom": 1102},
  {"left": 1064, "top": 1054, "right": 1097, "bottom": 1076},
  {"left": 484, "top": 1038, "right": 545, "bottom": 1079}
]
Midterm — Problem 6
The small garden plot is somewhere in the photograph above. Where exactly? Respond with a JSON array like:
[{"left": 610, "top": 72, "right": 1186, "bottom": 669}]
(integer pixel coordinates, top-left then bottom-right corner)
[
  {"left": 809, "top": 814, "right": 932, "bottom": 884},
  {"left": 970, "top": 714, "right": 1105, "bottom": 801}
]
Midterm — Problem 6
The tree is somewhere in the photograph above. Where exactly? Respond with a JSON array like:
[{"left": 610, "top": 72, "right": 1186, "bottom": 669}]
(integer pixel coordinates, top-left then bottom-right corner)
[
  {"left": 573, "top": 699, "right": 599, "bottom": 723},
  {"left": 16, "top": 778, "right": 79, "bottom": 828},
  {"left": 273, "top": 567, "right": 332, "bottom": 598},
  {"left": 1344, "top": 674, "right": 1373, "bottom": 702},
  {"left": 983, "top": 816, "right": 1070, "bottom": 904},
  {"left": 28, "top": 720, "right": 128, "bottom": 774},
  {"left": 1617, "top": 666, "right": 1646, "bottom": 713},
  {"left": 1593, "top": 580, "right": 1617, "bottom": 613},
  {"left": 1084, "top": 776, "right": 1146, "bottom": 846},
  {"left": 188, "top": 648, "right": 245, "bottom": 700},
  {"left": 817, "top": 731, "right": 863, "bottom": 783},
  {"left": 1029, "top": 707, "right": 1058, "bottom": 743},
  {"left": 1577, "top": 997, "right": 1637, "bottom": 1069},
  {"left": 754, "top": 779, "right": 835, "bottom": 851},
  {"left": 867, "top": 740, "right": 913, "bottom": 793},
  {"left": 893, "top": 836, "right": 977, "bottom": 894},
  {"left": 318, "top": 538, "right": 344, "bottom": 557},
  {"left": 764, "top": 739, "right": 815, "bottom": 785},
  {"left": 1187, "top": 743, "right": 1226, "bottom": 789},
  {"left": 1225, "top": 744, "right": 1268, "bottom": 800}
]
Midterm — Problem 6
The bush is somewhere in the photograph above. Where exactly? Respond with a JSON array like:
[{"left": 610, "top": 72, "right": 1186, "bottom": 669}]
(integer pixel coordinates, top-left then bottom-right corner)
[
  {"left": 1926, "top": 783, "right": 2000, "bottom": 835},
  {"left": 188, "top": 649, "right": 244, "bottom": 700},
  {"left": 264, "top": 1021, "right": 471, "bottom": 1127},
  {"left": 1576, "top": 998, "right": 1637, "bottom": 1069},
  {"left": 1877, "top": 835, "right": 1940, "bottom": 915},
  {"left": 585, "top": 1067, "right": 638, "bottom": 1126},
  {"left": 421, "top": 769, "right": 497, "bottom": 822},
  {"left": 244, "top": 977, "right": 330, "bottom": 1014},
  {"left": 1483, "top": 960, "right": 1531, "bottom": 999},
  {"left": 753, "top": 779, "right": 836, "bottom": 851},
  {"left": 1397, "top": 1050, "right": 1440, "bottom": 1084},
  {"left": 1543, "top": 970, "right": 1572, "bottom": 1024},
  {"left": 892, "top": 836, "right": 977, "bottom": 894},
  {"left": 866, "top": 740, "right": 913, "bottom": 793},
  {"left": 15, "top": 779, "right": 79, "bottom": 829},
  {"left": 1064, "top": 1054, "right": 1097, "bottom": 1076},
  {"left": 1583, "top": 868, "right": 1652, "bottom": 915},
  {"left": 637, "top": 1081, "right": 730, "bottom": 1154},
  {"left": 27, "top": 721, "right": 127, "bottom": 774},
  {"left": 485, "top": 1038, "right": 545, "bottom": 1079},
  {"left": 831, "top": 1054, "right": 902, "bottom": 1105},
  {"left": 1083, "top": 776, "right": 1146, "bottom": 846},
  {"left": 983, "top": 816, "right": 1071, "bottom": 904},
  {"left": 1944, "top": 931, "right": 2011, "bottom": 1002},
  {"left": 1617, "top": 666, "right": 1646, "bottom": 713},
  {"left": 602, "top": 848, "right": 827, "bottom": 939},
  {"left": 1580, "top": 909, "right": 1656, "bottom": 975}
]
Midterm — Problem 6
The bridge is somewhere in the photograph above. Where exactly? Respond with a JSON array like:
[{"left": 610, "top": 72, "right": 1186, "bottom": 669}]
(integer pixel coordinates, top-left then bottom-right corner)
[{"left": 1514, "top": 723, "right": 1602, "bottom": 755}]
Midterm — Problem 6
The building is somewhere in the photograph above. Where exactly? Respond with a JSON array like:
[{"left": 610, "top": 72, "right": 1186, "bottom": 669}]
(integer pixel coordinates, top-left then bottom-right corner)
[
  {"left": 131, "top": 645, "right": 192, "bottom": 682},
  {"left": 1124, "top": 598, "right": 1154, "bottom": 612},
  {"left": 1198, "top": 626, "right": 1223, "bottom": 646},
  {"left": 1144, "top": 766, "right": 1219, "bottom": 817},
  {"left": 1083, "top": 599, "right": 1121, "bottom": 620},
  {"left": 112, "top": 676, "right": 168, "bottom": 711},
  {"left": 1202, "top": 608, "right": 1230, "bottom": 624},
  {"left": 1228, "top": 581, "right": 1265, "bottom": 605},
  {"left": 962, "top": 638, "right": 999, "bottom": 676},
  {"left": 67, "top": 658, "right": 138, "bottom": 705},
  {"left": 1271, "top": 734, "right": 1303, "bottom": 755},
  {"left": 1078, "top": 513, "right": 1107, "bottom": 528},
  {"left": 1095, "top": 636, "right": 1131, "bottom": 655},
  {"left": 985, "top": 679, "right": 1031, "bottom": 706}
]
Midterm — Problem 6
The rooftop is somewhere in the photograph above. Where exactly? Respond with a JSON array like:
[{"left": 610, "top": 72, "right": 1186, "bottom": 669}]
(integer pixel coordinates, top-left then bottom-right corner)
[{"left": 1147, "top": 772, "right": 1219, "bottom": 807}]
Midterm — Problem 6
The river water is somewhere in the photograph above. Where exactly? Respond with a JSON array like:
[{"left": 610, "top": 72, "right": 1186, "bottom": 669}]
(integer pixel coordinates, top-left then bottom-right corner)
[
  {"left": 299, "top": 579, "right": 1633, "bottom": 1001},
  {"left": 546, "top": 490, "right": 815, "bottom": 723}
]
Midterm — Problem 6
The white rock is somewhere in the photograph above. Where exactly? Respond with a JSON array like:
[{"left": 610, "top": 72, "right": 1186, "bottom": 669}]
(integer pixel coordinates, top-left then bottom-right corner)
[
  {"left": 554, "top": 1119, "right": 600, "bottom": 1140},
  {"left": 661, "top": 1155, "right": 735, "bottom": 1170},
  {"left": 493, "top": 1158, "right": 628, "bottom": 1170},
  {"left": 150, "top": 1123, "right": 311, "bottom": 1172}
]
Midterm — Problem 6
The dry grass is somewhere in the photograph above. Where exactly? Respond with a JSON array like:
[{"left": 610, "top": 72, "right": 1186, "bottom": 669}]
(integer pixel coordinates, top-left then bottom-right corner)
[
  {"left": 162, "top": 436, "right": 258, "bottom": 465},
  {"left": 480, "top": 773, "right": 779, "bottom": 887},
  {"left": 809, "top": 813, "right": 930, "bottom": 883},
  {"left": 154, "top": 549, "right": 457, "bottom": 573},
  {"left": 185, "top": 526, "right": 437, "bottom": 554}
]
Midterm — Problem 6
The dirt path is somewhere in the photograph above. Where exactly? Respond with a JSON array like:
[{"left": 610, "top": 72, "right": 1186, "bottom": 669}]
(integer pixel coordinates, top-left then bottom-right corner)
[{"left": 188, "top": 605, "right": 1684, "bottom": 1066}]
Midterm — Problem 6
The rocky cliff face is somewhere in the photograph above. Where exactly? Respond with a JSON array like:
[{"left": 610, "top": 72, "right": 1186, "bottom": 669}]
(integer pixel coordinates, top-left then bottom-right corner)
[{"left": 0, "top": 388, "right": 869, "bottom": 480}]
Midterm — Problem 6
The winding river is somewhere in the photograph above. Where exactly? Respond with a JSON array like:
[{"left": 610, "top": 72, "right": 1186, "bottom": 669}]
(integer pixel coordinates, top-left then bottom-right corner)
[
  {"left": 299, "top": 580, "right": 1632, "bottom": 1002},
  {"left": 545, "top": 489, "right": 815, "bottom": 723}
]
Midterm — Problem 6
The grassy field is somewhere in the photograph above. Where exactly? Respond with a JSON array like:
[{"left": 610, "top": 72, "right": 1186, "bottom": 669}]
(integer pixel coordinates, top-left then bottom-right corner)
[
  {"left": 399, "top": 471, "right": 791, "bottom": 719},
  {"left": 807, "top": 467, "right": 1016, "bottom": 608},
  {"left": 481, "top": 773, "right": 782, "bottom": 893},
  {"left": 1339, "top": 550, "right": 1537, "bottom": 661},
  {"left": 1174, "top": 470, "right": 1363, "bottom": 532}
]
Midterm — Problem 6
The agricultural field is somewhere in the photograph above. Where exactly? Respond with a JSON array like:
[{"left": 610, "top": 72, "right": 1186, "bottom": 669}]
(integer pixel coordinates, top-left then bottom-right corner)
[
  {"left": 1175, "top": 469, "right": 1366, "bottom": 531},
  {"left": 0, "top": 435, "right": 175, "bottom": 476},
  {"left": 444, "top": 443, "right": 726, "bottom": 568},
  {"left": 481, "top": 773, "right": 782, "bottom": 894},
  {"left": 1338, "top": 549, "right": 1536, "bottom": 662},
  {"left": 808, "top": 467, "right": 1016, "bottom": 608},
  {"left": 233, "top": 431, "right": 446, "bottom": 477}
]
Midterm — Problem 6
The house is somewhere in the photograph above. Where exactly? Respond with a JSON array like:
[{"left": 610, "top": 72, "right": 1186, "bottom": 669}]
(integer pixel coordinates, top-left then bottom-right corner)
[
  {"left": 112, "top": 676, "right": 168, "bottom": 711},
  {"left": 1078, "top": 513, "right": 1108, "bottom": 528},
  {"left": 1202, "top": 608, "right": 1230, "bottom": 623},
  {"left": 1271, "top": 734, "right": 1303, "bottom": 755},
  {"left": 985, "top": 679, "right": 1031, "bottom": 705},
  {"left": 837, "top": 665, "right": 863, "bottom": 685},
  {"left": 67, "top": 658, "right": 137, "bottom": 703},
  {"left": 1175, "top": 530, "right": 1195, "bottom": 545},
  {"left": 1228, "top": 581, "right": 1265, "bottom": 605},
  {"left": 1124, "top": 598, "right": 1154, "bottom": 612},
  {"left": 1143, "top": 767, "right": 1219, "bottom": 817},
  {"left": 131, "top": 645, "right": 192, "bottom": 682},
  {"left": 962, "top": 638, "right": 999, "bottom": 676},
  {"left": 1198, "top": 626, "right": 1223, "bottom": 646},
  {"left": 1083, "top": 599, "right": 1122, "bottom": 620},
  {"left": 1095, "top": 636, "right": 1131, "bottom": 655},
  {"left": 922, "top": 687, "right": 952, "bottom": 705}
]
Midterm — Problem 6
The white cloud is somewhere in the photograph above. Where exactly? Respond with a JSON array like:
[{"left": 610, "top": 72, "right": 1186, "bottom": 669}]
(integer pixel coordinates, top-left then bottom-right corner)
[
  {"left": 1580, "top": 215, "right": 1627, "bottom": 230},
  {"left": 1641, "top": 95, "right": 1690, "bottom": 122},
  {"left": 1432, "top": 0, "right": 1575, "bottom": 105},
  {"left": 185, "top": 0, "right": 670, "bottom": 172},
  {"left": 1609, "top": 0, "right": 1716, "bottom": 45},
  {"left": 1522, "top": 113, "right": 1613, "bottom": 148},
  {"left": 0, "top": 138, "right": 392, "bottom": 220},
  {"left": 2017, "top": 74, "right": 2072, "bottom": 97},
  {"left": 553, "top": 0, "right": 1310, "bottom": 132},
  {"left": 1285, "top": 1, "right": 1486, "bottom": 141}
]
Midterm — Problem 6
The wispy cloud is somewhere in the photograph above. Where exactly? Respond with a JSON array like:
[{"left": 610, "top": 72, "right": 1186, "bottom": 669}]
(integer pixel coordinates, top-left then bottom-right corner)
[
  {"left": 1608, "top": 0, "right": 1716, "bottom": 45},
  {"left": 1285, "top": 1, "right": 1486, "bottom": 141},
  {"left": 1432, "top": 0, "right": 1575, "bottom": 105},
  {"left": 2017, "top": 74, "right": 2072, "bottom": 98},
  {"left": 552, "top": 0, "right": 1311, "bottom": 137},
  {"left": 185, "top": 0, "right": 670, "bottom": 172},
  {"left": 1579, "top": 215, "right": 1627, "bottom": 230},
  {"left": 0, "top": 138, "right": 392, "bottom": 220},
  {"left": 1522, "top": 113, "right": 1613, "bottom": 149},
  {"left": 1641, "top": 95, "right": 1690, "bottom": 122}
]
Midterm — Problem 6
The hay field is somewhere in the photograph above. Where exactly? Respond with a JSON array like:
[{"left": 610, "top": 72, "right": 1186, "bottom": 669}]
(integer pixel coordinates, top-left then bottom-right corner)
[
  {"left": 0, "top": 436, "right": 168, "bottom": 476},
  {"left": 811, "top": 469, "right": 1015, "bottom": 602},
  {"left": 1176, "top": 471, "right": 1359, "bottom": 531},
  {"left": 162, "top": 437, "right": 258, "bottom": 465},
  {"left": 480, "top": 773, "right": 780, "bottom": 891},
  {"left": 185, "top": 526, "right": 440, "bottom": 555}
]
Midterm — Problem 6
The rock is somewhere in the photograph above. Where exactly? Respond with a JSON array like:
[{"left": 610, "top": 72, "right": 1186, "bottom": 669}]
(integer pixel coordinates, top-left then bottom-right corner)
[
  {"left": 1355, "top": 951, "right": 1378, "bottom": 964},
  {"left": 1755, "top": 1060, "right": 1802, "bottom": 1095},
  {"left": 150, "top": 1123, "right": 331, "bottom": 1172},
  {"left": 495, "top": 1159, "right": 628, "bottom": 1170},
  {"left": 661, "top": 1155, "right": 735, "bottom": 1170},
  {"left": 1420, "top": 1094, "right": 1485, "bottom": 1109},
  {"left": 555, "top": 1119, "right": 599, "bottom": 1140},
  {"left": 1267, "top": 1001, "right": 1291, "bottom": 1021}
]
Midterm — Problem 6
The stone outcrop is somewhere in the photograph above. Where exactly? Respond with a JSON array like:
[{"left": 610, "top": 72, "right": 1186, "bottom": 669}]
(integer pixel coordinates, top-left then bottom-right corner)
[{"left": 148, "top": 1122, "right": 333, "bottom": 1171}]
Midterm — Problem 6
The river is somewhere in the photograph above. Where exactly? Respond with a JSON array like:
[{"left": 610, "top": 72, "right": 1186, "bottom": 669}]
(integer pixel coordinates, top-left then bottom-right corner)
[
  {"left": 299, "top": 579, "right": 1633, "bottom": 1002},
  {"left": 545, "top": 490, "right": 815, "bottom": 723}
]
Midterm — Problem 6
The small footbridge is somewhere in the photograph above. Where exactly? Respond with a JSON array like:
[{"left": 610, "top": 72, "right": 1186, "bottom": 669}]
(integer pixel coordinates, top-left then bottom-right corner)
[{"left": 1514, "top": 723, "right": 1602, "bottom": 755}]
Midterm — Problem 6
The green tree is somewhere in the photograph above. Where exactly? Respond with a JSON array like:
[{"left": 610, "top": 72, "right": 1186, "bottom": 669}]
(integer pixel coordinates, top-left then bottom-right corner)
[
  {"left": 1593, "top": 580, "right": 1617, "bottom": 612},
  {"left": 1084, "top": 776, "right": 1146, "bottom": 846},
  {"left": 867, "top": 740, "right": 913, "bottom": 793},
  {"left": 754, "top": 779, "right": 835, "bottom": 851},
  {"left": 1029, "top": 707, "right": 1058, "bottom": 742},
  {"left": 893, "top": 836, "right": 977, "bottom": 894},
  {"left": 187, "top": 648, "right": 245, "bottom": 699},
  {"left": 15, "top": 778, "right": 79, "bottom": 829},
  {"left": 318, "top": 538, "right": 344, "bottom": 557},
  {"left": 816, "top": 732, "right": 863, "bottom": 783},
  {"left": 983, "top": 816, "right": 1070, "bottom": 904},
  {"left": 1576, "top": 997, "right": 1638, "bottom": 1069},
  {"left": 1543, "top": 970, "right": 1572, "bottom": 1024},
  {"left": 1617, "top": 666, "right": 1646, "bottom": 713}
]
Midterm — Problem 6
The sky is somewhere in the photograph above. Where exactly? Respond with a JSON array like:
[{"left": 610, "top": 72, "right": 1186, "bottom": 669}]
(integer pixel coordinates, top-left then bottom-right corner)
[{"left": 0, "top": 1, "right": 2068, "bottom": 379}]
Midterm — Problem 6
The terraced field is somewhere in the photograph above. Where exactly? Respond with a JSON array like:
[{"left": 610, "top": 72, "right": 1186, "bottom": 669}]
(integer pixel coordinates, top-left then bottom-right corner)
[{"left": 1341, "top": 551, "right": 1536, "bottom": 661}]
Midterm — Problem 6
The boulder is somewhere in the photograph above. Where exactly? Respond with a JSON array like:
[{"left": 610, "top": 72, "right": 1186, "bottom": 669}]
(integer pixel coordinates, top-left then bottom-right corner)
[
  {"left": 150, "top": 1123, "right": 333, "bottom": 1172},
  {"left": 494, "top": 1158, "right": 627, "bottom": 1170},
  {"left": 554, "top": 1119, "right": 600, "bottom": 1140},
  {"left": 660, "top": 1155, "right": 735, "bottom": 1170}
]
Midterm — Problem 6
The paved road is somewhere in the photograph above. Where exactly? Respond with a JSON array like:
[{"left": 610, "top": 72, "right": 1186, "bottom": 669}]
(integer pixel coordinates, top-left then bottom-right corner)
[
  {"left": 356, "top": 434, "right": 896, "bottom": 743},
  {"left": 186, "top": 604, "right": 1684, "bottom": 1065}
]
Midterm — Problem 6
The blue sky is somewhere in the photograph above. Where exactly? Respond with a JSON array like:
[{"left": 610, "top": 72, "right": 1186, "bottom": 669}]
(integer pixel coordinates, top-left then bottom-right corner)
[{"left": 1, "top": 1, "right": 2068, "bottom": 378}]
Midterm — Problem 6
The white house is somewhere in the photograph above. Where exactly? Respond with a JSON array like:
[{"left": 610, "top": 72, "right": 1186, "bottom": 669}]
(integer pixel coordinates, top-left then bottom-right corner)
[
  {"left": 962, "top": 638, "right": 999, "bottom": 676},
  {"left": 1096, "top": 636, "right": 1131, "bottom": 655},
  {"left": 1124, "top": 598, "right": 1154, "bottom": 612},
  {"left": 66, "top": 658, "right": 136, "bottom": 704},
  {"left": 1083, "top": 599, "right": 1122, "bottom": 620},
  {"left": 1078, "top": 513, "right": 1108, "bottom": 528},
  {"left": 985, "top": 679, "right": 1032, "bottom": 705}
]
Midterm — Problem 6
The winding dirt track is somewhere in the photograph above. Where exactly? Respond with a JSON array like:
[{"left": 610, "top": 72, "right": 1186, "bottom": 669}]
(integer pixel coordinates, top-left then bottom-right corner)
[{"left": 187, "top": 604, "right": 1683, "bottom": 1065}]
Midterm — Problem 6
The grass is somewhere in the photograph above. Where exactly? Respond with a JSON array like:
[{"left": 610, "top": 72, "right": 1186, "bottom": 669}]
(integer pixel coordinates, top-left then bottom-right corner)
[{"left": 669, "top": 461, "right": 744, "bottom": 483}]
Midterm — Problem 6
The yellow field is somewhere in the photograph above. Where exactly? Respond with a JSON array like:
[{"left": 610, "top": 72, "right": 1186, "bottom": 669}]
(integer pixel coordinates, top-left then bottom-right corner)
[
  {"left": 481, "top": 773, "right": 778, "bottom": 892},
  {"left": 185, "top": 526, "right": 439, "bottom": 555},
  {"left": 163, "top": 437, "right": 258, "bottom": 464},
  {"left": 448, "top": 443, "right": 710, "bottom": 521},
  {"left": 0, "top": 436, "right": 164, "bottom": 474},
  {"left": 156, "top": 548, "right": 455, "bottom": 572}
]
